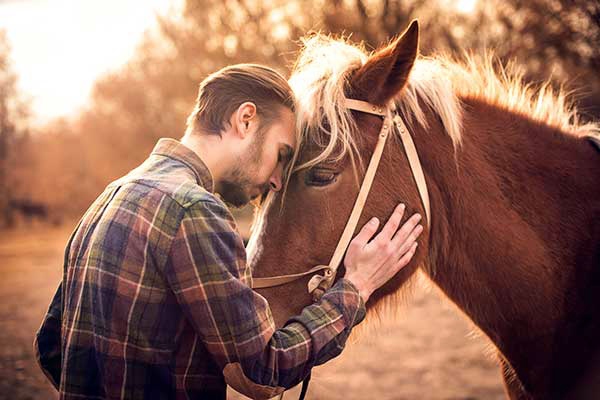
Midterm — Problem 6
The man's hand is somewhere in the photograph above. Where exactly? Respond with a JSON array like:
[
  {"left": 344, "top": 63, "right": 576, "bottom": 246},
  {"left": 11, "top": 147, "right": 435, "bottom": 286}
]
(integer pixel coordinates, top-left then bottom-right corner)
[{"left": 343, "top": 203, "right": 423, "bottom": 303}]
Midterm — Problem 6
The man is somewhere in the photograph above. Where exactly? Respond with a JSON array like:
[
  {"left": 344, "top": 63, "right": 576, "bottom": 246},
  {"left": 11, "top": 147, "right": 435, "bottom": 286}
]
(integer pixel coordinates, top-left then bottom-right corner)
[{"left": 35, "top": 64, "right": 423, "bottom": 399}]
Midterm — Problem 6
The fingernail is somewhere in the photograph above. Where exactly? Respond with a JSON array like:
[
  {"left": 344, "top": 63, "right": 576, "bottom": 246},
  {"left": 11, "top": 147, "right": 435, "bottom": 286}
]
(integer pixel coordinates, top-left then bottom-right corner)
[
  {"left": 416, "top": 214, "right": 422, "bottom": 220},
  {"left": 370, "top": 217, "right": 379, "bottom": 225},
  {"left": 399, "top": 203, "right": 405, "bottom": 210},
  {"left": 417, "top": 224, "right": 423, "bottom": 231}
]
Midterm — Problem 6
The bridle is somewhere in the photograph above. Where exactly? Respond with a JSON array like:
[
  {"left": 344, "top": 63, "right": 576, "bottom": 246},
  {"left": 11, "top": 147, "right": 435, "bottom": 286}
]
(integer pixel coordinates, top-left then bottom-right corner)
[
  {"left": 252, "top": 98, "right": 431, "bottom": 298},
  {"left": 251, "top": 98, "right": 431, "bottom": 400}
]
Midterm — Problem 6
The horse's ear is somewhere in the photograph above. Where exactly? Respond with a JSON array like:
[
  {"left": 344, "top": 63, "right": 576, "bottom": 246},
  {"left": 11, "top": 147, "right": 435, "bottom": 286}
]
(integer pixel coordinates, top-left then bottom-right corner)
[{"left": 351, "top": 20, "right": 419, "bottom": 106}]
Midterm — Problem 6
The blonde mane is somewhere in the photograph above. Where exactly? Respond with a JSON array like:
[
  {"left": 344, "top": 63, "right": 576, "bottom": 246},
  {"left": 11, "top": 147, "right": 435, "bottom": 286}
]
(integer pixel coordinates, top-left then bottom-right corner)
[{"left": 289, "top": 34, "right": 600, "bottom": 173}]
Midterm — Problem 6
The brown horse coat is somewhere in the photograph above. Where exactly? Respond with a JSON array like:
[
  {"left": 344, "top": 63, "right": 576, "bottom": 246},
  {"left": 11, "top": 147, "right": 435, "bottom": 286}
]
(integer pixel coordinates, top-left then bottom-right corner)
[{"left": 249, "top": 22, "right": 600, "bottom": 399}]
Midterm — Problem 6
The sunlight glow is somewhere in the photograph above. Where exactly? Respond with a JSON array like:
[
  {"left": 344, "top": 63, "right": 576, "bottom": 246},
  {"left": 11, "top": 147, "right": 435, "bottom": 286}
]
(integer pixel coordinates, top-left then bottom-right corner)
[
  {"left": 0, "top": 0, "right": 181, "bottom": 125},
  {"left": 455, "top": 0, "right": 478, "bottom": 14}
]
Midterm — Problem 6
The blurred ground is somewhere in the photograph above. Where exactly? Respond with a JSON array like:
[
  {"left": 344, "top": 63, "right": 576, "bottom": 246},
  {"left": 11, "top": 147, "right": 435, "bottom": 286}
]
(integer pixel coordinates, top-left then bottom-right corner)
[
  {"left": 0, "top": 224, "right": 505, "bottom": 400},
  {"left": 0, "top": 224, "right": 67, "bottom": 400}
]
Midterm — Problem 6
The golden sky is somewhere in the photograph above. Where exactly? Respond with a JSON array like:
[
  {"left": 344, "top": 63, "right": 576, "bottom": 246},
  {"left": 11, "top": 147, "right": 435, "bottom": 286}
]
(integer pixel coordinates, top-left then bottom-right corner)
[
  {"left": 0, "top": 0, "right": 181, "bottom": 125},
  {"left": 0, "top": 0, "right": 477, "bottom": 126}
]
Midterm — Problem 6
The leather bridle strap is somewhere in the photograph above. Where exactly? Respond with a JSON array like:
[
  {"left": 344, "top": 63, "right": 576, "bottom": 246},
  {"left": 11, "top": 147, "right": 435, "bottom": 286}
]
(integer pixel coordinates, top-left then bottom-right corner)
[
  {"left": 344, "top": 98, "right": 387, "bottom": 116},
  {"left": 251, "top": 265, "right": 332, "bottom": 289},
  {"left": 343, "top": 98, "right": 430, "bottom": 228},
  {"left": 252, "top": 98, "right": 431, "bottom": 303},
  {"left": 393, "top": 113, "right": 431, "bottom": 225},
  {"left": 304, "top": 100, "right": 393, "bottom": 300}
]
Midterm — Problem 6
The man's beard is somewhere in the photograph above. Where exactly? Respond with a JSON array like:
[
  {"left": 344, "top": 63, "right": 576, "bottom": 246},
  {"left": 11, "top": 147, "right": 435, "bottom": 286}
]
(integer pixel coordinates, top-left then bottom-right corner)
[
  {"left": 218, "top": 132, "right": 269, "bottom": 208},
  {"left": 219, "top": 174, "right": 268, "bottom": 208}
]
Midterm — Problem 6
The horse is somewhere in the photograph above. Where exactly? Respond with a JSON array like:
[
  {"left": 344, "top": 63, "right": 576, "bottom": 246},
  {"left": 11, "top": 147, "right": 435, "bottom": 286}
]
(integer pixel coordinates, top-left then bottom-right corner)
[{"left": 247, "top": 21, "right": 600, "bottom": 399}]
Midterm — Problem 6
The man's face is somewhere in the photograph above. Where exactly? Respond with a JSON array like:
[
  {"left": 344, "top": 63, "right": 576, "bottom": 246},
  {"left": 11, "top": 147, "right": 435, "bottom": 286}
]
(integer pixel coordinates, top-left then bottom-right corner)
[{"left": 219, "top": 108, "right": 296, "bottom": 208}]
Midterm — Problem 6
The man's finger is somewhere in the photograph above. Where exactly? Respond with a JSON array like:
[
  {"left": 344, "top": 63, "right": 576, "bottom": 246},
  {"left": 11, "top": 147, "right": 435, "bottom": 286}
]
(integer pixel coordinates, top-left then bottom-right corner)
[
  {"left": 369, "top": 203, "right": 405, "bottom": 247},
  {"left": 392, "top": 223, "right": 423, "bottom": 256},
  {"left": 350, "top": 217, "right": 380, "bottom": 248},
  {"left": 391, "top": 213, "right": 422, "bottom": 247},
  {"left": 394, "top": 242, "right": 418, "bottom": 271}
]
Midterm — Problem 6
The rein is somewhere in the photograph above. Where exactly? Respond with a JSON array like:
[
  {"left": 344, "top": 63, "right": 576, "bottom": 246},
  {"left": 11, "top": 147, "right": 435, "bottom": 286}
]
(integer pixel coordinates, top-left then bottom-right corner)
[{"left": 252, "top": 98, "right": 431, "bottom": 299}]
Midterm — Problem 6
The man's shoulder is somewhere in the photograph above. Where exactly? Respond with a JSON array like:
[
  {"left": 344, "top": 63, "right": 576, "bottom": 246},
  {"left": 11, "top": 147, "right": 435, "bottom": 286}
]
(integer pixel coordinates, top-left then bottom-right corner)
[
  {"left": 158, "top": 179, "right": 217, "bottom": 210},
  {"left": 103, "top": 161, "right": 236, "bottom": 235},
  {"left": 178, "top": 188, "right": 235, "bottom": 226},
  {"left": 121, "top": 178, "right": 233, "bottom": 223},
  {"left": 110, "top": 172, "right": 218, "bottom": 209}
]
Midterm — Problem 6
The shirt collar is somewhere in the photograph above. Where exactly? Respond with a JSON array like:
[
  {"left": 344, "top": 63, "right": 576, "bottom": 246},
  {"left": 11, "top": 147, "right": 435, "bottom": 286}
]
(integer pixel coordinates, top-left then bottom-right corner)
[{"left": 151, "top": 138, "right": 214, "bottom": 192}]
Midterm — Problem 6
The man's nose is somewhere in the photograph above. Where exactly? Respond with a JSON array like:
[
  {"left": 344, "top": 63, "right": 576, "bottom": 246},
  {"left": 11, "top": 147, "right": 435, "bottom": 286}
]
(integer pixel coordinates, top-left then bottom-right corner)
[{"left": 269, "top": 171, "right": 282, "bottom": 192}]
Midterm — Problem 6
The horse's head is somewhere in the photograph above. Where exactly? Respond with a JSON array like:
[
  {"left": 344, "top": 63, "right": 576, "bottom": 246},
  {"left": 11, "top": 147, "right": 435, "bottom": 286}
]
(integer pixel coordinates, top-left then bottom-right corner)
[{"left": 249, "top": 21, "right": 431, "bottom": 327}]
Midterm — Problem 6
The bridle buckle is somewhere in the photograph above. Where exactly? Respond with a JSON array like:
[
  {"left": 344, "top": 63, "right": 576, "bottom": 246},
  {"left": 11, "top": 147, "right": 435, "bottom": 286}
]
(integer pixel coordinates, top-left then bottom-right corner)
[{"left": 307, "top": 266, "right": 334, "bottom": 302}]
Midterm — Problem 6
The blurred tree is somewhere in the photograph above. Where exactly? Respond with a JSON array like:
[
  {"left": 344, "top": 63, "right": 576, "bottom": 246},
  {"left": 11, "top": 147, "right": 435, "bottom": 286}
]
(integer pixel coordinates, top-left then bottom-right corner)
[
  {"left": 336, "top": 0, "right": 600, "bottom": 115},
  {"left": 13, "top": 0, "right": 598, "bottom": 226},
  {"left": 0, "top": 30, "right": 30, "bottom": 228},
  {"left": 485, "top": 0, "right": 600, "bottom": 116}
]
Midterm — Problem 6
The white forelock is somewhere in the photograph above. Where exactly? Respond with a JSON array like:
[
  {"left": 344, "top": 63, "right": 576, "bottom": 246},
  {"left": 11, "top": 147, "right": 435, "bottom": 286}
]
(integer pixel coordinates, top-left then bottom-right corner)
[{"left": 288, "top": 34, "right": 599, "bottom": 173}]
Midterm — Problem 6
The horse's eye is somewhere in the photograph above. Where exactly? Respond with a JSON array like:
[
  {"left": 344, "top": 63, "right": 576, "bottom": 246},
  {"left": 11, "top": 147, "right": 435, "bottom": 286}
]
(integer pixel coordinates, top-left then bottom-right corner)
[{"left": 305, "top": 169, "right": 338, "bottom": 186}]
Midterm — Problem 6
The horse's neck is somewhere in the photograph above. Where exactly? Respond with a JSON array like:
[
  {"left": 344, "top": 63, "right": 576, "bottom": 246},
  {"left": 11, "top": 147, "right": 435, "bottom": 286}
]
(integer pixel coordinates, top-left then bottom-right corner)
[{"left": 411, "top": 97, "right": 600, "bottom": 395}]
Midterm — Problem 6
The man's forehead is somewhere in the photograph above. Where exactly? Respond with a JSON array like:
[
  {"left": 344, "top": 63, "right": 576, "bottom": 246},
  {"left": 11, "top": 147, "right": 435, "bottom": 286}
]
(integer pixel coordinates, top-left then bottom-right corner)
[{"left": 277, "top": 107, "right": 297, "bottom": 149}]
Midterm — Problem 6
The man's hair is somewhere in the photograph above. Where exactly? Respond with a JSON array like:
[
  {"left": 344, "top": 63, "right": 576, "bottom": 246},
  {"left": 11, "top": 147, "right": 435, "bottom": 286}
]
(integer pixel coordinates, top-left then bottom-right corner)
[{"left": 186, "top": 64, "right": 295, "bottom": 136}]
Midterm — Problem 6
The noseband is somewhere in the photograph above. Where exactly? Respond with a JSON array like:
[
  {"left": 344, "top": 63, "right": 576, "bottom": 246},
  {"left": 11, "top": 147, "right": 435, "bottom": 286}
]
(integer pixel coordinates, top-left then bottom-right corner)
[{"left": 252, "top": 98, "right": 431, "bottom": 301}]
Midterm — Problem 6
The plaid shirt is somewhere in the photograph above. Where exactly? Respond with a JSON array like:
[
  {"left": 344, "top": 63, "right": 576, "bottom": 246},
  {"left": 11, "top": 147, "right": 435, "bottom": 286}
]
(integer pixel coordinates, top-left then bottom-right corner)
[{"left": 34, "top": 138, "right": 366, "bottom": 400}]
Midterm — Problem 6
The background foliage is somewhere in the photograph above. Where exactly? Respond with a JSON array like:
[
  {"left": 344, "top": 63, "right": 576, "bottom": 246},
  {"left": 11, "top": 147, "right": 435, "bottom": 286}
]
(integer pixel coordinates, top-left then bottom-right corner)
[{"left": 1, "top": 0, "right": 599, "bottom": 227}]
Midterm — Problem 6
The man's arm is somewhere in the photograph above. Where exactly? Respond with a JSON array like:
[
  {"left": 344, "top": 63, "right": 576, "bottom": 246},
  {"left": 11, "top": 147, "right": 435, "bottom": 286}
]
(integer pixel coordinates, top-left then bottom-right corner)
[
  {"left": 165, "top": 198, "right": 364, "bottom": 399},
  {"left": 33, "top": 282, "right": 62, "bottom": 390},
  {"left": 164, "top": 198, "right": 421, "bottom": 399}
]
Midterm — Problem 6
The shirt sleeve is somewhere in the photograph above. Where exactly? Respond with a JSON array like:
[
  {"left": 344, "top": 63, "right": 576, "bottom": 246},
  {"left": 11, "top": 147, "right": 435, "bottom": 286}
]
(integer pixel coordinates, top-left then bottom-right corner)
[
  {"left": 34, "top": 282, "right": 63, "bottom": 390},
  {"left": 164, "top": 198, "right": 366, "bottom": 399}
]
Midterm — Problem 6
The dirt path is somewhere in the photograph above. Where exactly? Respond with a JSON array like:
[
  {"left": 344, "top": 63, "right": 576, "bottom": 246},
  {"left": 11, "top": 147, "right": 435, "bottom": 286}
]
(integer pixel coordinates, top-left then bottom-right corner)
[
  {"left": 0, "top": 225, "right": 505, "bottom": 400},
  {"left": 0, "top": 226, "right": 67, "bottom": 400}
]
